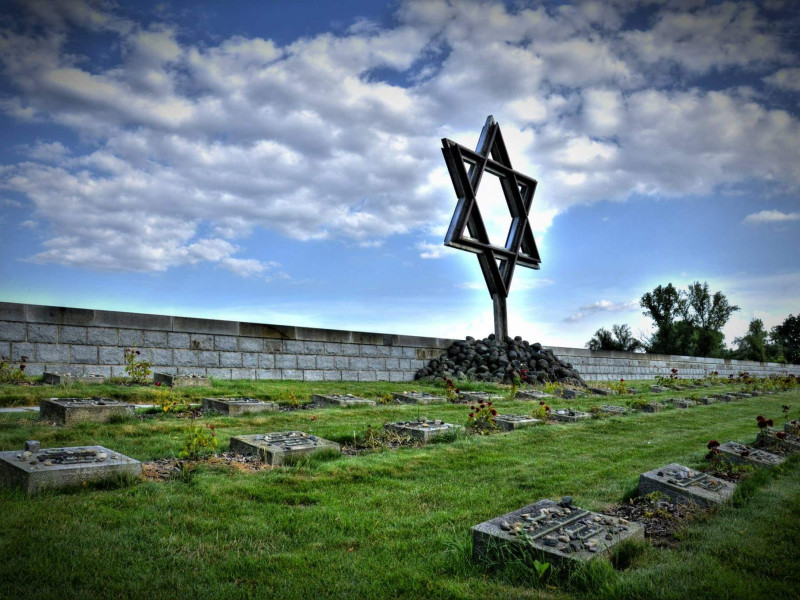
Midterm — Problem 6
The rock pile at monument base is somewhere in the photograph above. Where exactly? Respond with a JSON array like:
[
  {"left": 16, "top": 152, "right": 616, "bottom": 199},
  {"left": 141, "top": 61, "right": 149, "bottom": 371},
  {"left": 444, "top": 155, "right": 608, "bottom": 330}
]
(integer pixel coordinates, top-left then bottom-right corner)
[{"left": 415, "top": 335, "right": 586, "bottom": 385}]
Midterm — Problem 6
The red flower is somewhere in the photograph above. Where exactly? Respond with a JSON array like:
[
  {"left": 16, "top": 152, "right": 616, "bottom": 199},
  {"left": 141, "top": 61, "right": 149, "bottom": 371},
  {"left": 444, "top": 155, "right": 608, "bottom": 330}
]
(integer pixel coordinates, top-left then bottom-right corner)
[
  {"left": 777, "top": 432, "right": 787, "bottom": 440},
  {"left": 707, "top": 440, "right": 720, "bottom": 449},
  {"left": 539, "top": 401, "right": 545, "bottom": 406},
  {"left": 767, "top": 419, "right": 774, "bottom": 427},
  {"left": 19, "top": 364, "right": 25, "bottom": 371},
  {"left": 487, "top": 401, "right": 492, "bottom": 406},
  {"left": 490, "top": 409, "right": 498, "bottom": 416},
  {"left": 155, "top": 382, "right": 162, "bottom": 387},
  {"left": 455, "top": 388, "right": 460, "bottom": 394},
  {"left": 756, "top": 415, "right": 765, "bottom": 422},
  {"left": 310, "top": 416, "right": 317, "bottom": 421},
  {"left": 545, "top": 405, "right": 551, "bottom": 411},
  {"left": 758, "top": 420, "right": 768, "bottom": 429},
  {"left": 469, "top": 412, "right": 475, "bottom": 418},
  {"left": 620, "top": 378, "right": 625, "bottom": 382},
  {"left": 471, "top": 406, "right": 476, "bottom": 410}
]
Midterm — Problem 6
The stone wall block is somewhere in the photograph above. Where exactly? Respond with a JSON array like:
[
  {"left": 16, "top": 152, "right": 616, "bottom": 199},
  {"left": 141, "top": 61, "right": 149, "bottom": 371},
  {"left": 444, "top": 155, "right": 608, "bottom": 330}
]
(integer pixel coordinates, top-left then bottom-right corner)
[
  {"left": 281, "top": 369, "right": 303, "bottom": 380},
  {"left": 357, "top": 371, "right": 377, "bottom": 381},
  {"left": 22, "top": 364, "right": 45, "bottom": 376},
  {"left": 71, "top": 345, "right": 98, "bottom": 364},
  {"left": 0, "top": 341, "right": 9, "bottom": 358},
  {"left": 241, "top": 353, "right": 259, "bottom": 368},
  {"left": 304, "top": 341, "right": 324, "bottom": 354},
  {"left": 174, "top": 350, "right": 198, "bottom": 367},
  {"left": 324, "top": 342, "right": 343, "bottom": 355},
  {"left": 88, "top": 328, "right": 118, "bottom": 346},
  {"left": 177, "top": 367, "right": 206, "bottom": 376},
  {"left": 283, "top": 340, "right": 305, "bottom": 354},
  {"left": 341, "top": 370, "right": 359, "bottom": 380},
  {"left": 207, "top": 368, "right": 232, "bottom": 379},
  {"left": 377, "top": 346, "right": 391, "bottom": 357},
  {"left": 230, "top": 368, "right": 256, "bottom": 379},
  {"left": 119, "top": 329, "right": 144, "bottom": 347},
  {"left": 259, "top": 354, "right": 275, "bottom": 368},
  {"left": 367, "top": 358, "right": 386, "bottom": 370},
  {"left": 323, "top": 370, "right": 342, "bottom": 381},
  {"left": 149, "top": 349, "right": 173, "bottom": 366},
  {"left": 263, "top": 339, "right": 283, "bottom": 353},
  {"left": 36, "top": 343, "right": 69, "bottom": 363},
  {"left": 297, "top": 355, "right": 316, "bottom": 369},
  {"left": 304, "top": 370, "right": 325, "bottom": 381},
  {"left": 350, "top": 357, "right": 369, "bottom": 370},
  {"left": 27, "top": 324, "right": 57, "bottom": 343},
  {"left": 361, "top": 345, "right": 378, "bottom": 357},
  {"left": 198, "top": 351, "right": 219, "bottom": 367},
  {"left": 215, "top": 336, "right": 238, "bottom": 351},
  {"left": 239, "top": 337, "right": 263, "bottom": 352},
  {"left": 220, "top": 352, "right": 242, "bottom": 367},
  {"left": 0, "top": 322, "right": 26, "bottom": 342},
  {"left": 99, "top": 347, "right": 125, "bottom": 365},
  {"left": 168, "top": 333, "right": 190, "bottom": 349},
  {"left": 144, "top": 331, "right": 168, "bottom": 348},
  {"left": 385, "top": 358, "right": 400, "bottom": 370},
  {"left": 59, "top": 326, "right": 86, "bottom": 344},
  {"left": 334, "top": 356, "right": 349, "bottom": 369},
  {"left": 256, "top": 369, "right": 281, "bottom": 380},
  {"left": 390, "top": 347, "right": 405, "bottom": 358},
  {"left": 275, "top": 354, "right": 297, "bottom": 369},
  {"left": 190, "top": 334, "right": 214, "bottom": 350},
  {"left": 11, "top": 342, "right": 34, "bottom": 361},
  {"left": 316, "top": 356, "right": 335, "bottom": 369},
  {"left": 389, "top": 371, "right": 406, "bottom": 382},
  {"left": 341, "top": 343, "right": 360, "bottom": 356}
]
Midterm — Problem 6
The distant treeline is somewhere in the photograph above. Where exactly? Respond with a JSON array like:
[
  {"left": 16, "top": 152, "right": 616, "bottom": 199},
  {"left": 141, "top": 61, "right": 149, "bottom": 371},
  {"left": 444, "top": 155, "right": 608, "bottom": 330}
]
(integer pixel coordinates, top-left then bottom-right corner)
[{"left": 586, "top": 281, "right": 799, "bottom": 365}]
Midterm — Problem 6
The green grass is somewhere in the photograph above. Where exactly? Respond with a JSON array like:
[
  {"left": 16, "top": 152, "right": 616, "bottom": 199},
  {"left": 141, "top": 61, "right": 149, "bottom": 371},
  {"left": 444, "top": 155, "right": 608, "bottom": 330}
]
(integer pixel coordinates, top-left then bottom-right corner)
[{"left": 0, "top": 382, "right": 798, "bottom": 599}]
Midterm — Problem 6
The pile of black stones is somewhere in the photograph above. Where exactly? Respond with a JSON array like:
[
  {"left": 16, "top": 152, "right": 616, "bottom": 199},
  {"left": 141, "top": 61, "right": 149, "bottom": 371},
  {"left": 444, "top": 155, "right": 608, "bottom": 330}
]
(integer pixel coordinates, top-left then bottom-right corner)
[{"left": 414, "top": 334, "right": 586, "bottom": 386}]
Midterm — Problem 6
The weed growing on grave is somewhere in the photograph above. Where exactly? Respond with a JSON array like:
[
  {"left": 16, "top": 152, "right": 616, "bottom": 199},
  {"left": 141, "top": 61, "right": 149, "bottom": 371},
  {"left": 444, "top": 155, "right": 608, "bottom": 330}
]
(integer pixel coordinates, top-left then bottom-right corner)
[
  {"left": 609, "top": 378, "right": 628, "bottom": 395},
  {"left": 443, "top": 377, "right": 460, "bottom": 401},
  {"left": 287, "top": 391, "right": 301, "bottom": 408},
  {"left": 154, "top": 388, "right": 180, "bottom": 413},
  {"left": 626, "top": 396, "right": 652, "bottom": 411},
  {"left": 466, "top": 401, "right": 498, "bottom": 434},
  {"left": 543, "top": 381, "right": 563, "bottom": 396},
  {"left": 178, "top": 423, "right": 218, "bottom": 459},
  {"left": 377, "top": 393, "right": 395, "bottom": 405},
  {"left": 355, "top": 424, "right": 414, "bottom": 450},
  {"left": 0, "top": 355, "right": 27, "bottom": 384},
  {"left": 124, "top": 347, "right": 152, "bottom": 384}
]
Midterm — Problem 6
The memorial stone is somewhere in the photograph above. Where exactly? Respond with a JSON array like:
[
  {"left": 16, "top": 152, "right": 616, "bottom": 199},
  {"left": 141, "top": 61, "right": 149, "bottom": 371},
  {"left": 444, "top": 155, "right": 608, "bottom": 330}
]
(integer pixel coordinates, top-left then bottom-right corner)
[
  {"left": 759, "top": 428, "right": 800, "bottom": 452},
  {"left": 670, "top": 398, "right": 697, "bottom": 409},
  {"left": 598, "top": 405, "right": 628, "bottom": 415},
  {"left": 39, "top": 398, "right": 134, "bottom": 426},
  {"left": 458, "top": 391, "right": 503, "bottom": 403},
  {"left": 0, "top": 442, "right": 141, "bottom": 494},
  {"left": 650, "top": 386, "right": 669, "bottom": 393},
  {"left": 515, "top": 390, "right": 554, "bottom": 401},
  {"left": 391, "top": 391, "right": 446, "bottom": 405},
  {"left": 696, "top": 396, "right": 717, "bottom": 405},
  {"left": 384, "top": 418, "right": 456, "bottom": 442},
  {"left": 472, "top": 497, "right": 644, "bottom": 564},
  {"left": 202, "top": 397, "right": 278, "bottom": 416},
  {"left": 153, "top": 372, "right": 211, "bottom": 388},
  {"left": 494, "top": 414, "right": 543, "bottom": 431},
  {"left": 717, "top": 442, "right": 784, "bottom": 469},
  {"left": 43, "top": 372, "right": 108, "bottom": 385},
  {"left": 229, "top": 431, "right": 340, "bottom": 465},
  {"left": 312, "top": 394, "right": 376, "bottom": 407},
  {"left": 550, "top": 408, "right": 592, "bottom": 423},
  {"left": 639, "top": 463, "right": 736, "bottom": 507}
]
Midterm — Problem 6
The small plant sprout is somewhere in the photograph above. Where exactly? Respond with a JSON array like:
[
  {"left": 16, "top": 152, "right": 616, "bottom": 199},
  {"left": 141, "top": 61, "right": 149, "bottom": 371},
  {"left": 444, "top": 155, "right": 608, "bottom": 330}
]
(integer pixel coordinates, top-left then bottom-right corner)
[
  {"left": 443, "top": 377, "right": 459, "bottom": 402},
  {"left": 533, "top": 559, "right": 550, "bottom": 581},
  {"left": 466, "top": 401, "right": 498, "bottom": 434},
  {"left": 124, "top": 347, "right": 152, "bottom": 384}
]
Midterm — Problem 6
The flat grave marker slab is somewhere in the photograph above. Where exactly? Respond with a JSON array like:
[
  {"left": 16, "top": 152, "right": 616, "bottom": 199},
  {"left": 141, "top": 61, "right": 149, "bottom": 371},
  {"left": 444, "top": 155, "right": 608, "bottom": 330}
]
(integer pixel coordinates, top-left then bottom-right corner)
[
  {"left": 153, "top": 373, "right": 211, "bottom": 388},
  {"left": 759, "top": 428, "right": 800, "bottom": 452},
  {"left": 713, "top": 394, "right": 734, "bottom": 403},
  {"left": 312, "top": 394, "right": 376, "bottom": 407},
  {"left": 598, "top": 405, "right": 628, "bottom": 415},
  {"left": 472, "top": 497, "right": 644, "bottom": 564},
  {"left": 587, "top": 387, "right": 611, "bottom": 396},
  {"left": 495, "top": 414, "right": 543, "bottom": 431},
  {"left": 515, "top": 390, "right": 554, "bottom": 401},
  {"left": 670, "top": 398, "right": 697, "bottom": 409},
  {"left": 229, "top": 431, "right": 340, "bottom": 465},
  {"left": 40, "top": 398, "right": 134, "bottom": 426},
  {"left": 391, "top": 391, "right": 446, "bottom": 405},
  {"left": 732, "top": 392, "right": 751, "bottom": 398},
  {"left": 696, "top": 396, "right": 717, "bottom": 405},
  {"left": 384, "top": 418, "right": 456, "bottom": 442},
  {"left": 717, "top": 442, "right": 784, "bottom": 469},
  {"left": 650, "top": 385, "right": 669, "bottom": 393},
  {"left": 639, "top": 463, "right": 735, "bottom": 507},
  {"left": 784, "top": 421, "right": 800, "bottom": 435},
  {"left": 202, "top": 397, "right": 278, "bottom": 416},
  {"left": 43, "top": 372, "right": 108, "bottom": 386},
  {"left": 0, "top": 441, "right": 141, "bottom": 494},
  {"left": 458, "top": 391, "right": 503, "bottom": 403},
  {"left": 639, "top": 402, "right": 667, "bottom": 413},
  {"left": 550, "top": 408, "right": 592, "bottom": 423}
]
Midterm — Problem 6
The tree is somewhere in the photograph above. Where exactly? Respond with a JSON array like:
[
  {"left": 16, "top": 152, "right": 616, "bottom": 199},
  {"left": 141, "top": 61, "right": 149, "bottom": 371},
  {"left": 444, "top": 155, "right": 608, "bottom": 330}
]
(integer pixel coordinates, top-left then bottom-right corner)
[
  {"left": 586, "top": 324, "right": 643, "bottom": 352},
  {"left": 640, "top": 281, "right": 739, "bottom": 357},
  {"left": 732, "top": 318, "right": 768, "bottom": 362},
  {"left": 771, "top": 314, "right": 800, "bottom": 364}
]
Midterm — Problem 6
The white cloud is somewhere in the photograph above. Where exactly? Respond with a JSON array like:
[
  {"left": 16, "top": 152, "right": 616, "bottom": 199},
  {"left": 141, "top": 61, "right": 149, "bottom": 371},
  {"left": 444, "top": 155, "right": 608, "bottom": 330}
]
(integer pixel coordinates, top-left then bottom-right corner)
[
  {"left": 0, "top": 0, "right": 798, "bottom": 277},
  {"left": 743, "top": 210, "right": 800, "bottom": 225},
  {"left": 764, "top": 68, "right": 800, "bottom": 91},
  {"left": 564, "top": 299, "right": 639, "bottom": 323}
]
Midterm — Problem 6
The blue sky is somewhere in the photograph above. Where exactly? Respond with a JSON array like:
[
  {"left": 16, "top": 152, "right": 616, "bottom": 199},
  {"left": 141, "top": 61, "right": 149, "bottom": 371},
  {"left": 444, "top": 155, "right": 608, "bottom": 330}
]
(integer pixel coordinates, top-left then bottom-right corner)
[{"left": 0, "top": 0, "right": 799, "bottom": 348}]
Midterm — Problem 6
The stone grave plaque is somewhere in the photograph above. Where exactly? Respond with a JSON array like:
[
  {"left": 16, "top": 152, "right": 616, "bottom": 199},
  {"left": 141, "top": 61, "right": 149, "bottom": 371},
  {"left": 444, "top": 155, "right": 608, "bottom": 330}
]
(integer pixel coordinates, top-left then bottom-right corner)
[
  {"left": 43, "top": 372, "right": 108, "bottom": 386},
  {"left": 588, "top": 387, "right": 611, "bottom": 396},
  {"left": 550, "top": 408, "right": 592, "bottom": 423},
  {"left": 0, "top": 441, "right": 141, "bottom": 494},
  {"left": 202, "top": 397, "right": 278, "bottom": 416},
  {"left": 391, "top": 391, "right": 446, "bottom": 405},
  {"left": 472, "top": 497, "right": 644, "bottom": 564},
  {"left": 670, "top": 398, "right": 697, "bottom": 409},
  {"left": 229, "top": 431, "right": 340, "bottom": 465},
  {"left": 39, "top": 398, "right": 134, "bottom": 426},
  {"left": 784, "top": 421, "right": 800, "bottom": 435},
  {"left": 638, "top": 463, "right": 735, "bottom": 507},
  {"left": 639, "top": 402, "right": 667, "bottom": 413},
  {"left": 494, "top": 414, "right": 542, "bottom": 431},
  {"left": 515, "top": 390, "right": 554, "bottom": 401},
  {"left": 458, "top": 391, "right": 503, "bottom": 403},
  {"left": 153, "top": 373, "right": 211, "bottom": 388},
  {"left": 384, "top": 418, "right": 456, "bottom": 442},
  {"left": 650, "top": 386, "right": 669, "bottom": 393},
  {"left": 598, "top": 405, "right": 628, "bottom": 415},
  {"left": 312, "top": 394, "right": 376, "bottom": 407},
  {"left": 696, "top": 396, "right": 716, "bottom": 405},
  {"left": 717, "top": 442, "right": 784, "bottom": 469},
  {"left": 713, "top": 394, "right": 734, "bottom": 403},
  {"left": 732, "top": 392, "right": 751, "bottom": 398},
  {"left": 758, "top": 428, "right": 800, "bottom": 452}
]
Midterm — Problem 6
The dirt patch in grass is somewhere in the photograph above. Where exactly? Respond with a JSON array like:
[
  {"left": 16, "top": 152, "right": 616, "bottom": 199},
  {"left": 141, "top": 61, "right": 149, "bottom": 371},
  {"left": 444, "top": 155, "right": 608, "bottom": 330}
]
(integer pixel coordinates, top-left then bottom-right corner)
[
  {"left": 142, "top": 453, "right": 273, "bottom": 480},
  {"left": 605, "top": 496, "right": 701, "bottom": 548}
]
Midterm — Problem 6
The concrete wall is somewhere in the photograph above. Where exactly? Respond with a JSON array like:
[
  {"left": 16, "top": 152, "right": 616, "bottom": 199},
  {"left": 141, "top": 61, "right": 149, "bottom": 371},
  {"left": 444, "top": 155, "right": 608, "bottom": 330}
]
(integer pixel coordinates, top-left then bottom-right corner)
[{"left": 0, "top": 302, "right": 797, "bottom": 382}]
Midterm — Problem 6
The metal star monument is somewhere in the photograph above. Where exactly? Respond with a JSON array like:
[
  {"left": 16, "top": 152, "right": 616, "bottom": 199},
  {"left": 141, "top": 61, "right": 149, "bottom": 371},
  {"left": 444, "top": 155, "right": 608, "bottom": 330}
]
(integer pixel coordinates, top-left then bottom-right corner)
[{"left": 441, "top": 115, "right": 541, "bottom": 341}]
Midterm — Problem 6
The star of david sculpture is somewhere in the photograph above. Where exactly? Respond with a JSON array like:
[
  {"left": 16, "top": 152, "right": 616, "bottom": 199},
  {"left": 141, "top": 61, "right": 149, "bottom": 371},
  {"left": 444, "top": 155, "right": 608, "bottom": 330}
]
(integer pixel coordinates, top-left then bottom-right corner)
[{"left": 441, "top": 115, "right": 541, "bottom": 341}]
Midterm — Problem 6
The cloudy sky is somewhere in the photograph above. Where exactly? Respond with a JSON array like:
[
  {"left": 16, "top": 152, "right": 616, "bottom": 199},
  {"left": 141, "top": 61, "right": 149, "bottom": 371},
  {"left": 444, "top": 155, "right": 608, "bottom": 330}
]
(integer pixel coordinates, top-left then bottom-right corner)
[{"left": 1, "top": 0, "right": 798, "bottom": 348}]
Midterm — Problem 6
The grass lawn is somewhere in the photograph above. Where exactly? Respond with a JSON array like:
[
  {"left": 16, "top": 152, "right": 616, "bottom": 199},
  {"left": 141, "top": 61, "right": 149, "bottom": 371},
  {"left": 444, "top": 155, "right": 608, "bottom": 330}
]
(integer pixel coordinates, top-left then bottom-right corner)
[{"left": 1, "top": 379, "right": 798, "bottom": 599}]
